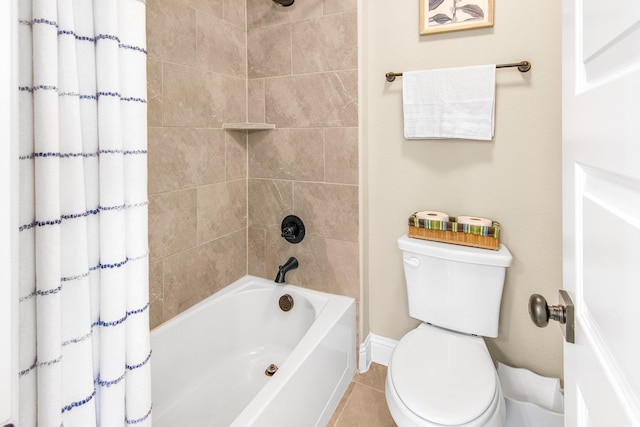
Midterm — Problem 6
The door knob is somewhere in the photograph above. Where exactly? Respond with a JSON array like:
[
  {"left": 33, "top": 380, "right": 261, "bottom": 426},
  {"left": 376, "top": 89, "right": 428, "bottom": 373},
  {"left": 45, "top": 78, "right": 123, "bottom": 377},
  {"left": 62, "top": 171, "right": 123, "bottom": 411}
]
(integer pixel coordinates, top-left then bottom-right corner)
[
  {"left": 528, "top": 290, "right": 575, "bottom": 343},
  {"left": 528, "top": 294, "right": 565, "bottom": 327}
]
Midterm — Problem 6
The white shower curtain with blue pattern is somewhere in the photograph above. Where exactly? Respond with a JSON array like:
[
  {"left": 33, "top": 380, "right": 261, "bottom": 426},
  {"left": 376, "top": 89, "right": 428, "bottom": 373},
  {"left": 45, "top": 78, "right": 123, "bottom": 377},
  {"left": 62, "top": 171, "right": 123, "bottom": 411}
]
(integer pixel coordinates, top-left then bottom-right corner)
[{"left": 17, "top": 0, "right": 152, "bottom": 425}]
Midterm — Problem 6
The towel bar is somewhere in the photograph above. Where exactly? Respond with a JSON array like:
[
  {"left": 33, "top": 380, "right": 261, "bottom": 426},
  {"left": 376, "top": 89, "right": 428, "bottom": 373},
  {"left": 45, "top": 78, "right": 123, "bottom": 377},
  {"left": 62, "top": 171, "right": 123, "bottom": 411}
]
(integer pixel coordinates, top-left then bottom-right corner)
[{"left": 385, "top": 60, "right": 531, "bottom": 82}]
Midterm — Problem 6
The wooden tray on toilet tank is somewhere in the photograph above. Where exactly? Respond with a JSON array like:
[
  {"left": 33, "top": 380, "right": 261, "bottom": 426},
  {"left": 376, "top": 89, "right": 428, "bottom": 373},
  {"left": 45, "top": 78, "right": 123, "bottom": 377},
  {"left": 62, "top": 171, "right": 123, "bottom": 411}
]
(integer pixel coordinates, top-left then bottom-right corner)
[{"left": 407, "top": 213, "right": 501, "bottom": 250}]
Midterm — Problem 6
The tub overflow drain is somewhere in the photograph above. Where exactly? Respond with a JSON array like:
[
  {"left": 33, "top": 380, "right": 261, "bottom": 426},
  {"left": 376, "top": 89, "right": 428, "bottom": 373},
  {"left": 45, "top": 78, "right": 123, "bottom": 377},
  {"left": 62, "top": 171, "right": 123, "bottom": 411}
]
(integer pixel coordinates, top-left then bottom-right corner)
[
  {"left": 265, "top": 363, "right": 278, "bottom": 377},
  {"left": 279, "top": 294, "right": 294, "bottom": 312}
]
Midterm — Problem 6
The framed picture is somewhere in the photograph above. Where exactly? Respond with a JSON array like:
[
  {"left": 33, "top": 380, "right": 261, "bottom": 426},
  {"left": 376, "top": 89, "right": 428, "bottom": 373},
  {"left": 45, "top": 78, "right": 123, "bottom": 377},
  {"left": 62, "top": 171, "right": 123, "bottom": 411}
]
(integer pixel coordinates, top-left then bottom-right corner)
[{"left": 420, "top": 0, "right": 494, "bottom": 35}]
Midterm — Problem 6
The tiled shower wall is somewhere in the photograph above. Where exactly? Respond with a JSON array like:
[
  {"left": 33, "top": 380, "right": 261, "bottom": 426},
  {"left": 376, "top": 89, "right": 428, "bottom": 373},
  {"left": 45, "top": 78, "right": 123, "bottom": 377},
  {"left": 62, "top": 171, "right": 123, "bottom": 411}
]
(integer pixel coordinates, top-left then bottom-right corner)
[
  {"left": 146, "top": 0, "right": 359, "bottom": 328},
  {"left": 146, "top": 0, "right": 248, "bottom": 328},
  {"left": 245, "top": 0, "right": 359, "bottom": 301}
]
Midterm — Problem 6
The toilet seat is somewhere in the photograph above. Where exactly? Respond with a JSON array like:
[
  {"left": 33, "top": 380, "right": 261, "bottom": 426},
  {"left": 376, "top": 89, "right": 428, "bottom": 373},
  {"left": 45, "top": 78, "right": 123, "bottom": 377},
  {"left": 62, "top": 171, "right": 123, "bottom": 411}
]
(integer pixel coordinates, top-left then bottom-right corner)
[{"left": 388, "top": 324, "right": 501, "bottom": 426}]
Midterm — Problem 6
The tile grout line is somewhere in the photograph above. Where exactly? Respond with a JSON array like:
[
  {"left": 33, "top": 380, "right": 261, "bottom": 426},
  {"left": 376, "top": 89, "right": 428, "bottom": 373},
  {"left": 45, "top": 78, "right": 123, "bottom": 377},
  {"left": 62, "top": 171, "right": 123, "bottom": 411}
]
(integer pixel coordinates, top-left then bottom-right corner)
[{"left": 331, "top": 381, "right": 357, "bottom": 426}]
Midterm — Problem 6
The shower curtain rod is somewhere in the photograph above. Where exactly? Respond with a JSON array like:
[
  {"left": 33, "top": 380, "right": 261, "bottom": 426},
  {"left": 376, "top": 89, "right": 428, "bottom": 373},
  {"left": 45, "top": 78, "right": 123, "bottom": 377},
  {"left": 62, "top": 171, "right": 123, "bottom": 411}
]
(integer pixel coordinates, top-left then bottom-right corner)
[{"left": 385, "top": 60, "right": 531, "bottom": 82}]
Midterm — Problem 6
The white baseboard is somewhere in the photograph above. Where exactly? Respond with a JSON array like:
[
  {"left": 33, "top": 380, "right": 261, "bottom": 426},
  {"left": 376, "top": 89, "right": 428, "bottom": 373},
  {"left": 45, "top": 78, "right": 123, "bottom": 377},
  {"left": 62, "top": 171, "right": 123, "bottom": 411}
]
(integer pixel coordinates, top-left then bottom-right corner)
[{"left": 358, "top": 333, "right": 398, "bottom": 372}]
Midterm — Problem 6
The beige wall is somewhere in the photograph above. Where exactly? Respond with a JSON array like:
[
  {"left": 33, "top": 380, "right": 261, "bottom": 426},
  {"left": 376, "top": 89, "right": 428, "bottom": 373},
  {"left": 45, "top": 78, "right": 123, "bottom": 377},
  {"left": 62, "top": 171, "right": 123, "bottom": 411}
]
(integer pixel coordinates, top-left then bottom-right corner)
[{"left": 361, "top": 1, "right": 564, "bottom": 379}]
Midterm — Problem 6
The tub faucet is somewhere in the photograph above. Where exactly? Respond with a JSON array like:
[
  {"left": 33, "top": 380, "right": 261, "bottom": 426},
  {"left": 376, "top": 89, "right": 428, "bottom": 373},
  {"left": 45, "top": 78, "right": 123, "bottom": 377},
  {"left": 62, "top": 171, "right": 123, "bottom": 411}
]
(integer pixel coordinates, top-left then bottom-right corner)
[{"left": 275, "top": 257, "right": 298, "bottom": 284}]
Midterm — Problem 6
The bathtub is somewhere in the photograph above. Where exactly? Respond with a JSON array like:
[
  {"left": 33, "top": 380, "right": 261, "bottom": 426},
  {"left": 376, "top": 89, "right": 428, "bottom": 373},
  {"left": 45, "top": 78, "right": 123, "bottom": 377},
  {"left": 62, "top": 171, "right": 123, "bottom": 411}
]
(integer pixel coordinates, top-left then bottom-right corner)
[{"left": 150, "top": 275, "right": 356, "bottom": 427}]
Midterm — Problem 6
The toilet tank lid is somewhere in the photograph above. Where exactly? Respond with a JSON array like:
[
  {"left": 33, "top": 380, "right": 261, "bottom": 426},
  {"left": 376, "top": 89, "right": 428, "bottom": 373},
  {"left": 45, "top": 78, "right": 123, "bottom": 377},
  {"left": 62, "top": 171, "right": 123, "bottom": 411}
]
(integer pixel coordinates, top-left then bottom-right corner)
[{"left": 397, "top": 235, "right": 512, "bottom": 267}]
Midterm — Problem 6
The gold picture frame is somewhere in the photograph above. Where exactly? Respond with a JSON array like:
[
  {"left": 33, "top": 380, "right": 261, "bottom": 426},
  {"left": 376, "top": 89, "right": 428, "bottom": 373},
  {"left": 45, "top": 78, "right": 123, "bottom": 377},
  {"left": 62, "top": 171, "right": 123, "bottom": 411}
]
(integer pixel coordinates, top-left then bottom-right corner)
[{"left": 420, "top": 0, "right": 494, "bottom": 35}]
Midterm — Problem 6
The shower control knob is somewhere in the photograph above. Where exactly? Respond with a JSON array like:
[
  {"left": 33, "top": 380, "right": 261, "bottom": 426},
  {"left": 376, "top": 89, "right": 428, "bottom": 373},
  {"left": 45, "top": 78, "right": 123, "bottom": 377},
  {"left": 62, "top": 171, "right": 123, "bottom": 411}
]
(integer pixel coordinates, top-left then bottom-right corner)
[{"left": 280, "top": 215, "right": 305, "bottom": 244}]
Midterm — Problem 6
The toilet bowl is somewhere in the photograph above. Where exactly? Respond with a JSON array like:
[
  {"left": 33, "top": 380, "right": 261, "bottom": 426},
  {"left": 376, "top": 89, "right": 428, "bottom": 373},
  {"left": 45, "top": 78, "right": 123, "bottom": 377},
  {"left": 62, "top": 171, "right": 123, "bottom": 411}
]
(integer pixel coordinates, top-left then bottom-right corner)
[
  {"left": 385, "top": 324, "right": 505, "bottom": 427},
  {"left": 386, "top": 235, "right": 513, "bottom": 427}
]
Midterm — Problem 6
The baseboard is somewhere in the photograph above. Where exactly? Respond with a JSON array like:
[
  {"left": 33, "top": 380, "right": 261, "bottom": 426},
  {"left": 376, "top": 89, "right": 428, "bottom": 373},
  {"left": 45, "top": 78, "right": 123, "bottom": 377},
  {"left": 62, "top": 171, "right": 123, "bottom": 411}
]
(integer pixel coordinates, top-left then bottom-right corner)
[{"left": 358, "top": 333, "right": 398, "bottom": 372}]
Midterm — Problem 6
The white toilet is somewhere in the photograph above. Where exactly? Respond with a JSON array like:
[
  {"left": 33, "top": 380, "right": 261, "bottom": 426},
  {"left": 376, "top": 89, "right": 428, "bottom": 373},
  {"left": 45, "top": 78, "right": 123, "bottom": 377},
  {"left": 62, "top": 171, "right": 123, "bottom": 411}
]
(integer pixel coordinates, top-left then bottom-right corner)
[{"left": 386, "top": 235, "right": 513, "bottom": 427}]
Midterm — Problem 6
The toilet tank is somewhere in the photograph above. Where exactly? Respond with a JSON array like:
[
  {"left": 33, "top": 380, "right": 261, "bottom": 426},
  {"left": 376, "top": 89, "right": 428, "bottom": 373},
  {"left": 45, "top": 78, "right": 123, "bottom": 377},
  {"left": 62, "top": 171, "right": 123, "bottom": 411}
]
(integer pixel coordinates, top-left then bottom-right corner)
[{"left": 397, "top": 235, "right": 512, "bottom": 338}]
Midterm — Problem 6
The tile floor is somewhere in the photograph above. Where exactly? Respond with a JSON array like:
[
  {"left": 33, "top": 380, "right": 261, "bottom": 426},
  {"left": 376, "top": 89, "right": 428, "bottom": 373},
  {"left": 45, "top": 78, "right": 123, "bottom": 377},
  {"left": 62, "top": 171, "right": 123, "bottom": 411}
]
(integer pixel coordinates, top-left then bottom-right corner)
[{"left": 328, "top": 363, "right": 397, "bottom": 427}]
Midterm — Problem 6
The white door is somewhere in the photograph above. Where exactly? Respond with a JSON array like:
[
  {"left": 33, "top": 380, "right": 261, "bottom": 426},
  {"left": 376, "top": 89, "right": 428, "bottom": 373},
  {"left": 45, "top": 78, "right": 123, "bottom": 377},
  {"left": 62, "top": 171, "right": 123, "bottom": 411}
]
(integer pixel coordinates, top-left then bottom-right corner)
[{"left": 562, "top": 0, "right": 640, "bottom": 425}]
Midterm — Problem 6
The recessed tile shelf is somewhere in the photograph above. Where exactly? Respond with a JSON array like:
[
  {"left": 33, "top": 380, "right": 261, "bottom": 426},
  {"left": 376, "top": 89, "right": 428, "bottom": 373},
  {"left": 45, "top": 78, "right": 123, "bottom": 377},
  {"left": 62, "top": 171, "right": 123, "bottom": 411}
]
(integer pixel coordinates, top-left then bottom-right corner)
[{"left": 222, "top": 122, "right": 276, "bottom": 131}]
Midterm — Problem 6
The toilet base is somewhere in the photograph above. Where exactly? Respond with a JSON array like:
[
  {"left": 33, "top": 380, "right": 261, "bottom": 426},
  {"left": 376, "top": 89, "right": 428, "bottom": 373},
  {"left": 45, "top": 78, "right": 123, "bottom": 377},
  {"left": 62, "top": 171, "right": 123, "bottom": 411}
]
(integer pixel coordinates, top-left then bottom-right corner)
[{"left": 385, "top": 372, "right": 506, "bottom": 427}]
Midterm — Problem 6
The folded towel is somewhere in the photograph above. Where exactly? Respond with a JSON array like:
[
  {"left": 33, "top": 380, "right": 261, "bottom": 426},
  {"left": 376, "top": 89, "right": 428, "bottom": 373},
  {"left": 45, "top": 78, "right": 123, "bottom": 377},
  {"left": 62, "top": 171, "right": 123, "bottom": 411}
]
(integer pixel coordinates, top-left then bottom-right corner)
[{"left": 403, "top": 64, "right": 496, "bottom": 140}]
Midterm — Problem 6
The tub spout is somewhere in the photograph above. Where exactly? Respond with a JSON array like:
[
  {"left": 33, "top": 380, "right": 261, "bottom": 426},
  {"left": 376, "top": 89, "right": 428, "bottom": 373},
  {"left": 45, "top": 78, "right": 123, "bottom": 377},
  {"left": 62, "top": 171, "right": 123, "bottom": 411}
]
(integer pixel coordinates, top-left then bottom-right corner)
[{"left": 275, "top": 257, "right": 298, "bottom": 283}]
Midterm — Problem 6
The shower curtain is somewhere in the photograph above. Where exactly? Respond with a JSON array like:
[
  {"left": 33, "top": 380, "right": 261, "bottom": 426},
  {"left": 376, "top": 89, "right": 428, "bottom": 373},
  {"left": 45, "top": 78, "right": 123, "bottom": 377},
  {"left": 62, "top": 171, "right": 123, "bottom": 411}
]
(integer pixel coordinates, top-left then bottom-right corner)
[{"left": 17, "top": 0, "right": 152, "bottom": 425}]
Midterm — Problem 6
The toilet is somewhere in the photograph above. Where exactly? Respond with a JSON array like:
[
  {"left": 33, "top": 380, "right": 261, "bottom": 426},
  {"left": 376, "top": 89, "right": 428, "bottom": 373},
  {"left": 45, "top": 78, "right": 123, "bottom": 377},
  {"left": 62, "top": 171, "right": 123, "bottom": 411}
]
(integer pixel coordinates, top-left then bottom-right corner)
[{"left": 386, "top": 235, "right": 513, "bottom": 427}]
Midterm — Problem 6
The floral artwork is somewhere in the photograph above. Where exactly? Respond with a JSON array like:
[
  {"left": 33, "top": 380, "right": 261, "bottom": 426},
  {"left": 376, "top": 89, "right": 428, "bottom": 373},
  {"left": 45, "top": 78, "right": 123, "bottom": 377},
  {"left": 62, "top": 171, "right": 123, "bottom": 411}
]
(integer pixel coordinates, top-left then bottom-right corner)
[{"left": 420, "top": 0, "right": 494, "bottom": 35}]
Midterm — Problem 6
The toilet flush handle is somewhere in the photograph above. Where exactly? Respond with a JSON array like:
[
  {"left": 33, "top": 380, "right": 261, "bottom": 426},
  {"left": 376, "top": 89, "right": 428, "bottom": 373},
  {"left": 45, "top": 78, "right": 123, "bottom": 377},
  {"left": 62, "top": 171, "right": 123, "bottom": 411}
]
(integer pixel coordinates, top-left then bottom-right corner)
[{"left": 403, "top": 257, "right": 420, "bottom": 268}]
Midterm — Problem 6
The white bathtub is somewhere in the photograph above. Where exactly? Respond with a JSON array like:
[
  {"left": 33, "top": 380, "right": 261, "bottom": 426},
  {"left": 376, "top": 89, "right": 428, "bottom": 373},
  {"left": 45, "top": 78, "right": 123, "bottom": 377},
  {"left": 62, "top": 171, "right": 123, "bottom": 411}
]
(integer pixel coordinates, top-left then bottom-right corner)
[{"left": 150, "top": 275, "right": 356, "bottom": 427}]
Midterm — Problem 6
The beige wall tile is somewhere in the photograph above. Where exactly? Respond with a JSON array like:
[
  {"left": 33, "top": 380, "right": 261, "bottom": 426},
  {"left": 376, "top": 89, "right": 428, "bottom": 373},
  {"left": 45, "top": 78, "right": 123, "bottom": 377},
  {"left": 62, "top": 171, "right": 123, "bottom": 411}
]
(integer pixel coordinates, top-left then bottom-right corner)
[
  {"left": 248, "top": 179, "right": 293, "bottom": 229},
  {"left": 149, "top": 260, "right": 164, "bottom": 329},
  {"left": 294, "top": 182, "right": 358, "bottom": 242},
  {"left": 247, "top": 0, "right": 323, "bottom": 29},
  {"left": 248, "top": 129, "right": 324, "bottom": 181},
  {"left": 185, "top": 0, "right": 223, "bottom": 17},
  {"left": 224, "top": 0, "right": 246, "bottom": 29},
  {"left": 325, "top": 127, "right": 358, "bottom": 184},
  {"left": 248, "top": 227, "right": 266, "bottom": 277},
  {"left": 226, "top": 131, "right": 248, "bottom": 180},
  {"left": 197, "top": 179, "right": 247, "bottom": 244},
  {"left": 303, "top": 237, "right": 358, "bottom": 299},
  {"left": 148, "top": 127, "right": 226, "bottom": 194},
  {"left": 247, "top": 0, "right": 288, "bottom": 28},
  {"left": 147, "top": 59, "right": 163, "bottom": 127},
  {"left": 163, "top": 63, "right": 246, "bottom": 127},
  {"left": 197, "top": 12, "right": 247, "bottom": 78},
  {"left": 323, "top": 0, "right": 357, "bottom": 14},
  {"left": 265, "top": 71, "right": 358, "bottom": 128},
  {"left": 247, "top": 24, "right": 292, "bottom": 78},
  {"left": 292, "top": 11, "right": 357, "bottom": 73},
  {"left": 146, "top": 0, "right": 196, "bottom": 66},
  {"left": 248, "top": 79, "right": 266, "bottom": 123},
  {"left": 148, "top": 189, "right": 197, "bottom": 263},
  {"left": 163, "top": 229, "right": 247, "bottom": 319}
]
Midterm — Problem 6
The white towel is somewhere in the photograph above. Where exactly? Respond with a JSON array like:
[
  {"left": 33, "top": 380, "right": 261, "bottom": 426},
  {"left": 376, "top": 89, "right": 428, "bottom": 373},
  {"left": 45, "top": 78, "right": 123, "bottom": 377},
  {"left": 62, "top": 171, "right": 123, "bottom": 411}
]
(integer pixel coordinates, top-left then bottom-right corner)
[{"left": 403, "top": 64, "right": 496, "bottom": 140}]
